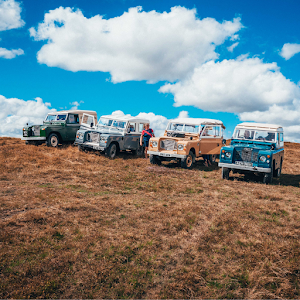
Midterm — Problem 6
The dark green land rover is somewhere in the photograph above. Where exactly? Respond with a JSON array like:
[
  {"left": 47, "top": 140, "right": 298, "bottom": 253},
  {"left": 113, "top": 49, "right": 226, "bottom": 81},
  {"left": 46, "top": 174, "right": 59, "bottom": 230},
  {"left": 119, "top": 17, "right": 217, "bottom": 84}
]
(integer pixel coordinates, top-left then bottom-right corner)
[{"left": 22, "top": 110, "right": 97, "bottom": 147}]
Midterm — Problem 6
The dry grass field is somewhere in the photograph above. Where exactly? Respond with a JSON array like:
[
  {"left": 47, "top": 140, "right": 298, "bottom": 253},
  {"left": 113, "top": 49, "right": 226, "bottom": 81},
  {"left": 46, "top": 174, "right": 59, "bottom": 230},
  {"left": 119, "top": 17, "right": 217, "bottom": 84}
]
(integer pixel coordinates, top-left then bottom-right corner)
[{"left": 0, "top": 137, "right": 300, "bottom": 299}]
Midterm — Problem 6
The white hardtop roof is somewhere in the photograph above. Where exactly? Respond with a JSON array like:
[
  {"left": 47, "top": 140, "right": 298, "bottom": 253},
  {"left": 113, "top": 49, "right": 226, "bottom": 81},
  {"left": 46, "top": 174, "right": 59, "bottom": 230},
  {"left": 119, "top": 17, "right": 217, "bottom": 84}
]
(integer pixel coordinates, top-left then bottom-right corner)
[
  {"left": 169, "top": 118, "right": 225, "bottom": 128},
  {"left": 48, "top": 110, "right": 96, "bottom": 115},
  {"left": 236, "top": 122, "right": 283, "bottom": 131},
  {"left": 100, "top": 114, "right": 149, "bottom": 123}
]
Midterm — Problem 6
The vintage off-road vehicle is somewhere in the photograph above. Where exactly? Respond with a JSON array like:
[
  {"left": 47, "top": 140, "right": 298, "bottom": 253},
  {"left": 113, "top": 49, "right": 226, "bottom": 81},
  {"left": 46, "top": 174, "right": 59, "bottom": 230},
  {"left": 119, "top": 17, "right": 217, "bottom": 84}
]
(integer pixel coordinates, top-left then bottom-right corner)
[
  {"left": 22, "top": 110, "right": 97, "bottom": 147},
  {"left": 218, "top": 123, "right": 284, "bottom": 184},
  {"left": 147, "top": 118, "right": 226, "bottom": 168},
  {"left": 74, "top": 114, "right": 149, "bottom": 159}
]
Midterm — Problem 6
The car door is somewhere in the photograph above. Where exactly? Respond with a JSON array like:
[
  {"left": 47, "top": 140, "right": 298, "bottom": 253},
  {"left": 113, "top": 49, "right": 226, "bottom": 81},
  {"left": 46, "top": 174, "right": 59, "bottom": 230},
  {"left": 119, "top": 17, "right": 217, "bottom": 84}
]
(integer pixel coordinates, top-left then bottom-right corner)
[
  {"left": 124, "top": 122, "right": 140, "bottom": 150},
  {"left": 199, "top": 125, "right": 223, "bottom": 155},
  {"left": 81, "top": 113, "right": 96, "bottom": 129},
  {"left": 65, "top": 114, "right": 80, "bottom": 141}
]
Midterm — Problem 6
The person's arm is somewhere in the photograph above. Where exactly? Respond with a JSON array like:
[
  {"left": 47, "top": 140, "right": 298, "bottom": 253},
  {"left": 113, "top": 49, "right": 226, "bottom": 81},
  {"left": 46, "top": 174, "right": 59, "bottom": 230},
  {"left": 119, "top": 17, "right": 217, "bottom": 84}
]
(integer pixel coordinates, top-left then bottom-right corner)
[
  {"left": 140, "top": 131, "right": 143, "bottom": 146},
  {"left": 151, "top": 129, "right": 155, "bottom": 137}
]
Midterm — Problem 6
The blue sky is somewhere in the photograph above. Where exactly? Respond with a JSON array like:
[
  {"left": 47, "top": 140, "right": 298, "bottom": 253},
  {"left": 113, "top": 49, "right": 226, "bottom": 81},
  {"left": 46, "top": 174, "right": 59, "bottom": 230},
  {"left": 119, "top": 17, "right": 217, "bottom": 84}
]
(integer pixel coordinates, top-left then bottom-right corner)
[{"left": 1, "top": 0, "right": 300, "bottom": 139}]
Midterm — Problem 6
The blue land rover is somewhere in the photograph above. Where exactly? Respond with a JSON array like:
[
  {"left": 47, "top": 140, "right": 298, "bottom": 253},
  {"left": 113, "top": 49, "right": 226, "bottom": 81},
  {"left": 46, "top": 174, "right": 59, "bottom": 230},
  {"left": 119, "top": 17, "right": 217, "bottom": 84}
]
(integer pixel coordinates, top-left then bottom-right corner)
[{"left": 218, "top": 123, "right": 284, "bottom": 184}]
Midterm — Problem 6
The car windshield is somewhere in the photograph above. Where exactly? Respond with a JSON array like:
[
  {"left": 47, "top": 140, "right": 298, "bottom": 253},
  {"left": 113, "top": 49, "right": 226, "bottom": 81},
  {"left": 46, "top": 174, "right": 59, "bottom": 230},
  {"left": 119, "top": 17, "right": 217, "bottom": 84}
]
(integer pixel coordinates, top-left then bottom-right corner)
[
  {"left": 45, "top": 114, "right": 67, "bottom": 122},
  {"left": 97, "top": 117, "right": 113, "bottom": 128},
  {"left": 167, "top": 123, "right": 199, "bottom": 133},
  {"left": 234, "top": 128, "right": 276, "bottom": 142}
]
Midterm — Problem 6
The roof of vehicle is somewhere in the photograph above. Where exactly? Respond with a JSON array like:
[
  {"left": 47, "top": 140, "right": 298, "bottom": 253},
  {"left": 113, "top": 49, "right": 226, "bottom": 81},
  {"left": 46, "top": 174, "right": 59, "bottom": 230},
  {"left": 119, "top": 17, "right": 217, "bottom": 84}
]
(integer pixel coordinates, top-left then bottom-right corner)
[
  {"left": 236, "top": 122, "right": 283, "bottom": 131},
  {"left": 169, "top": 118, "right": 225, "bottom": 128},
  {"left": 48, "top": 110, "right": 97, "bottom": 115},
  {"left": 100, "top": 114, "right": 150, "bottom": 123}
]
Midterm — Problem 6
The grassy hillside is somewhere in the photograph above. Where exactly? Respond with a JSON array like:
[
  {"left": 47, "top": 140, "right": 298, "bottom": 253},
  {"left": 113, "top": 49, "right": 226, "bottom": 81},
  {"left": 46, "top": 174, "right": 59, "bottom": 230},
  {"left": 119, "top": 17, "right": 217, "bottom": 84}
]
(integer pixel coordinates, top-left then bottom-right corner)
[{"left": 0, "top": 137, "right": 299, "bottom": 299}]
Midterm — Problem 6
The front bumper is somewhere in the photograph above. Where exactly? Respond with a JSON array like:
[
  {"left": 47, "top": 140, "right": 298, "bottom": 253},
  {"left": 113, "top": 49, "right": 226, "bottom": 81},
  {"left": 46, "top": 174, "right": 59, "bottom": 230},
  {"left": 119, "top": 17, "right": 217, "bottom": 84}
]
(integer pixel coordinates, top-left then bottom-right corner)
[
  {"left": 218, "top": 162, "right": 271, "bottom": 173},
  {"left": 22, "top": 137, "right": 46, "bottom": 141},
  {"left": 147, "top": 150, "right": 187, "bottom": 159},
  {"left": 81, "top": 142, "right": 106, "bottom": 151}
]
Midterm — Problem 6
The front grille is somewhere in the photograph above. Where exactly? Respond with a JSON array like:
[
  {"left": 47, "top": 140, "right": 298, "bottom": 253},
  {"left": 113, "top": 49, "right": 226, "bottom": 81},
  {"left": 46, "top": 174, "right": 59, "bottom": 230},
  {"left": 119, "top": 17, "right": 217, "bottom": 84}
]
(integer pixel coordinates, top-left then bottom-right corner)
[
  {"left": 234, "top": 148, "right": 258, "bottom": 162},
  {"left": 160, "top": 139, "right": 177, "bottom": 151},
  {"left": 31, "top": 125, "right": 40, "bottom": 136},
  {"left": 86, "top": 132, "right": 100, "bottom": 143}
]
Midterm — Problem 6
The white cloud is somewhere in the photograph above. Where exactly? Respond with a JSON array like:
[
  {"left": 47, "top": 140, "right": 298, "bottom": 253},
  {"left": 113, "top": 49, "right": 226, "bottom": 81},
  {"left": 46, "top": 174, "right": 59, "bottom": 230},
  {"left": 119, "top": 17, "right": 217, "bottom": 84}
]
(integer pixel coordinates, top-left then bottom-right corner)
[
  {"left": 110, "top": 110, "right": 189, "bottom": 137},
  {"left": 280, "top": 43, "right": 300, "bottom": 60},
  {"left": 227, "top": 42, "right": 239, "bottom": 52},
  {"left": 239, "top": 100, "right": 300, "bottom": 142},
  {"left": 0, "top": 95, "right": 55, "bottom": 138},
  {"left": 159, "top": 57, "right": 300, "bottom": 113},
  {"left": 69, "top": 100, "right": 84, "bottom": 110},
  {"left": 30, "top": 6, "right": 243, "bottom": 83},
  {"left": 0, "top": 0, "right": 24, "bottom": 31},
  {"left": 0, "top": 47, "right": 23, "bottom": 58}
]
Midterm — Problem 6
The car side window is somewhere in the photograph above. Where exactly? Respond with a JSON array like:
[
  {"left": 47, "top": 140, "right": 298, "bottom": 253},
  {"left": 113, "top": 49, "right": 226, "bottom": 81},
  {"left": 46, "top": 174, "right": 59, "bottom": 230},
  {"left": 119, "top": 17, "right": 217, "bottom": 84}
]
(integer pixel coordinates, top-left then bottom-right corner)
[
  {"left": 201, "top": 125, "right": 221, "bottom": 138},
  {"left": 128, "top": 122, "right": 136, "bottom": 133},
  {"left": 67, "top": 114, "right": 79, "bottom": 124},
  {"left": 138, "top": 124, "right": 145, "bottom": 133},
  {"left": 82, "top": 114, "right": 95, "bottom": 127},
  {"left": 279, "top": 132, "right": 284, "bottom": 147}
]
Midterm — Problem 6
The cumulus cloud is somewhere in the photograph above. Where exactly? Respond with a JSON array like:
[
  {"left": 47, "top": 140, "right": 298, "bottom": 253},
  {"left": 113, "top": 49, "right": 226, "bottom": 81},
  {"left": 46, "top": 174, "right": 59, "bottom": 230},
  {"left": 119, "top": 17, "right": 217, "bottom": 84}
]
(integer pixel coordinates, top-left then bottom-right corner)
[
  {"left": 280, "top": 43, "right": 300, "bottom": 60},
  {"left": 0, "top": 47, "right": 23, "bottom": 58},
  {"left": 30, "top": 6, "right": 242, "bottom": 83},
  {"left": 159, "top": 57, "right": 300, "bottom": 113},
  {"left": 0, "top": 0, "right": 24, "bottom": 31},
  {"left": 239, "top": 100, "right": 300, "bottom": 141},
  {"left": 110, "top": 110, "right": 189, "bottom": 137},
  {"left": 0, "top": 95, "right": 55, "bottom": 138},
  {"left": 227, "top": 42, "right": 239, "bottom": 52}
]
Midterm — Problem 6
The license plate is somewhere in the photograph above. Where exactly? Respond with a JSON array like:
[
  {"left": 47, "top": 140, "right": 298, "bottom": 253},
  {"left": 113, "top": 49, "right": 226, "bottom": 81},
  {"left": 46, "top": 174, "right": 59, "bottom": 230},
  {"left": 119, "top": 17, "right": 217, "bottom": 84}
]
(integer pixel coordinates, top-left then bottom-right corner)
[
  {"left": 93, "top": 145, "right": 100, "bottom": 150},
  {"left": 159, "top": 153, "right": 171, "bottom": 157},
  {"left": 235, "top": 161, "right": 252, "bottom": 167}
]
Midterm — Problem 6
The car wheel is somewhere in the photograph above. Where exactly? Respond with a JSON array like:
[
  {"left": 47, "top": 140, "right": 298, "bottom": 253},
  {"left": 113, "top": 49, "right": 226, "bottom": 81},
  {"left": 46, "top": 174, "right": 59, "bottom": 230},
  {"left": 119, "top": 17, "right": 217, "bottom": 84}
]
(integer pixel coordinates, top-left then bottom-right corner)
[
  {"left": 150, "top": 154, "right": 161, "bottom": 165},
  {"left": 222, "top": 167, "right": 230, "bottom": 180},
  {"left": 106, "top": 143, "right": 117, "bottom": 159},
  {"left": 263, "top": 172, "right": 273, "bottom": 184},
  {"left": 78, "top": 145, "right": 84, "bottom": 152},
  {"left": 47, "top": 133, "right": 59, "bottom": 147},
  {"left": 133, "top": 145, "right": 144, "bottom": 157},
  {"left": 211, "top": 154, "right": 219, "bottom": 163},
  {"left": 181, "top": 151, "right": 195, "bottom": 169},
  {"left": 263, "top": 162, "right": 273, "bottom": 184},
  {"left": 275, "top": 159, "right": 282, "bottom": 177}
]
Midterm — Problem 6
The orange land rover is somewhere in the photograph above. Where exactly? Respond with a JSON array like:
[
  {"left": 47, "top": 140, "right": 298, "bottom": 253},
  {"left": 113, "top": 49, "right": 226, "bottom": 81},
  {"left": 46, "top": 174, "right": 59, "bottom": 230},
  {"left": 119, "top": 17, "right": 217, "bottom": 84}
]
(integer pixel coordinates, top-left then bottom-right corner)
[{"left": 148, "top": 118, "right": 226, "bottom": 169}]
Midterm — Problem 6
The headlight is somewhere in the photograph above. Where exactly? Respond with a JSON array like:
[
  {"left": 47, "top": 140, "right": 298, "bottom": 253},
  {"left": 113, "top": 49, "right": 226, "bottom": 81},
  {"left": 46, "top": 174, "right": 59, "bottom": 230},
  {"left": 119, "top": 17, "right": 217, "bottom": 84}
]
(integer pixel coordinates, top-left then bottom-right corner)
[
  {"left": 225, "top": 152, "right": 231, "bottom": 158},
  {"left": 259, "top": 155, "right": 266, "bottom": 162},
  {"left": 151, "top": 141, "right": 158, "bottom": 147},
  {"left": 76, "top": 132, "right": 83, "bottom": 139},
  {"left": 178, "top": 144, "right": 184, "bottom": 151},
  {"left": 100, "top": 136, "right": 108, "bottom": 141}
]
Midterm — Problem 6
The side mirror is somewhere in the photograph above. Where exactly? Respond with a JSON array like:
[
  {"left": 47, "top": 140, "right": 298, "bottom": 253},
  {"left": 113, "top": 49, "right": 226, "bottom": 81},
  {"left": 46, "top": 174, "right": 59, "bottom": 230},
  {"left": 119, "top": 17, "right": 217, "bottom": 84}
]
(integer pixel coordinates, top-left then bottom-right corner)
[
  {"left": 127, "top": 128, "right": 130, "bottom": 133},
  {"left": 222, "top": 139, "right": 226, "bottom": 145},
  {"left": 90, "top": 123, "right": 94, "bottom": 128}
]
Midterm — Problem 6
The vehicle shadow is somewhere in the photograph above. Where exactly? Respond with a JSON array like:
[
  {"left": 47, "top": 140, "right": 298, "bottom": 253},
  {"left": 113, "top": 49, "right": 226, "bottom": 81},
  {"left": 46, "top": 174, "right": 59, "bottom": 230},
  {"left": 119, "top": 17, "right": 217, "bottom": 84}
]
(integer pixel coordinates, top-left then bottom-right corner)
[
  {"left": 274, "top": 174, "right": 300, "bottom": 187},
  {"left": 159, "top": 159, "right": 219, "bottom": 172}
]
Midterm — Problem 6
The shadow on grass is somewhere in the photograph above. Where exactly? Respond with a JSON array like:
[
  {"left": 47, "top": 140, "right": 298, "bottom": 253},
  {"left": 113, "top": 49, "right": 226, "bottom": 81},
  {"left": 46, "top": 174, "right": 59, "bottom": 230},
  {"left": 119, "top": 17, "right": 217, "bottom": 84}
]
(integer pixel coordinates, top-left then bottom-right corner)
[{"left": 276, "top": 174, "right": 300, "bottom": 187}]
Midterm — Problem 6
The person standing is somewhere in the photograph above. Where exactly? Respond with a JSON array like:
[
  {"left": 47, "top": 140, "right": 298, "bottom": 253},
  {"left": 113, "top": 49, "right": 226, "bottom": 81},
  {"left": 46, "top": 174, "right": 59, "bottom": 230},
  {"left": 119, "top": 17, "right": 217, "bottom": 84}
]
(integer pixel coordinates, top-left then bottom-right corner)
[{"left": 140, "top": 123, "right": 155, "bottom": 158}]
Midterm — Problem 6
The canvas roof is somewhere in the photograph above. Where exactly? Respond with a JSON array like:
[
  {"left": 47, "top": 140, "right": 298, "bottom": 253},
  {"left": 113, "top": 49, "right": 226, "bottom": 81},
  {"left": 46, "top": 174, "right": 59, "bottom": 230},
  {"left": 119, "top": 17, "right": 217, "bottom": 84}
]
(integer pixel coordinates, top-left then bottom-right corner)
[
  {"left": 100, "top": 114, "right": 149, "bottom": 123},
  {"left": 236, "top": 122, "right": 283, "bottom": 131},
  {"left": 169, "top": 118, "right": 225, "bottom": 128}
]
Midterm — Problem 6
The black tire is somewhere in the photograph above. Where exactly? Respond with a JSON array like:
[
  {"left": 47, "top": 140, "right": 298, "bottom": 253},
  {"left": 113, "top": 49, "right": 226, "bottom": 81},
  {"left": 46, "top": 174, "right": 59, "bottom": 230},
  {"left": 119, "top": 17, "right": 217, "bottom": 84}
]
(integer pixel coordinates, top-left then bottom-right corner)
[
  {"left": 46, "top": 133, "right": 59, "bottom": 147},
  {"left": 211, "top": 154, "right": 219, "bottom": 163},
  {"left": 78, "top": 145, "right": 84, "bottom": 152},
  {"left": 133, "top": 145, "right": 144, "bottom": 157},
  {"left": 263, "top": 162, "right": 273, "bottom": 184},
  {"left": 106, "top": 143, "right": 117, "bottom": 159},
  {"left": 181, "top": 151, "right": 195, "bottom": 169},
  {"left": 222, "top": 167, "right": 230, "bottom": 180},
  {"left": 274, "top": 159, "right": 282, "bottom": 177},
  {"left": 150, "top": 155, "right": 161, "bottom": 165}
]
